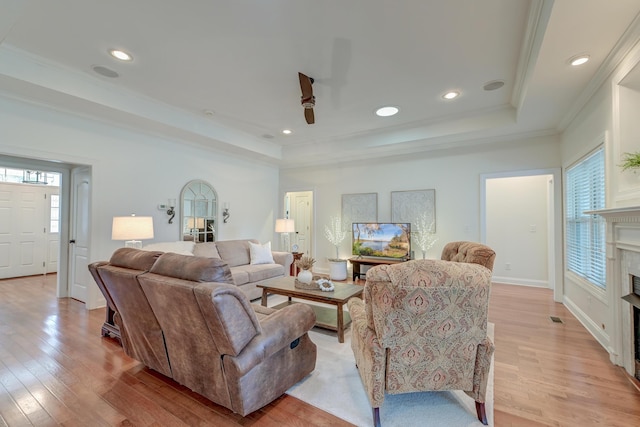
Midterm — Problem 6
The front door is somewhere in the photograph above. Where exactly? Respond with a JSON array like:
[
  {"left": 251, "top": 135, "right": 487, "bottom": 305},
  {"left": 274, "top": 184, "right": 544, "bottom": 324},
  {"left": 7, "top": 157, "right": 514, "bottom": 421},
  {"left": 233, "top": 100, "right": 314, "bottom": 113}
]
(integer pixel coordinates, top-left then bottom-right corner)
[{"left": 0, "top": 182, "right": 48, "bottom": 278}]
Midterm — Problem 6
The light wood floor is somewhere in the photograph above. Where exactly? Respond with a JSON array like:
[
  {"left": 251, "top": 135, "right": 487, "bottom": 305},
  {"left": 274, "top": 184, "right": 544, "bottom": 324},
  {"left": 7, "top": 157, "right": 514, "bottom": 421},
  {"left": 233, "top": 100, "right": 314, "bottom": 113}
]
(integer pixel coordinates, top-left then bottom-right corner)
[{"left": 1, "top": 275, "right": 639, "bottom": 426}]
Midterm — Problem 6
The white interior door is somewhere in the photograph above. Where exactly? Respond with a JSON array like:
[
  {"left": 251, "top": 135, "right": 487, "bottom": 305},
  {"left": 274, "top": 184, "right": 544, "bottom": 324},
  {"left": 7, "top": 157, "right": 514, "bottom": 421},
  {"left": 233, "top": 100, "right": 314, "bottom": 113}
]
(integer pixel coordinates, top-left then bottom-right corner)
[
  {"left": 0, "top": 182, "right": 47, "bottom": 279},
  {"left": 69, "top": 167, "right": 91, "bottom": 303},
  {"left": 288, "top": 191, "right": 313, "bottom": 256}
]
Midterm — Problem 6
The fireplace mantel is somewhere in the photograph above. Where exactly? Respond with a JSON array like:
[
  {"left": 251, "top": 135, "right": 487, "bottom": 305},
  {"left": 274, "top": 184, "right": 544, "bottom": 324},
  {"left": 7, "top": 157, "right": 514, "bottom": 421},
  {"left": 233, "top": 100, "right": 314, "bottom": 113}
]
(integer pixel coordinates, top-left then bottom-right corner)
[
  {"left": 591, "top": 206, "right": 640, "bottom": 376},
  {"left": 587, "top": 206, "right": 640, "bottom": 221}
]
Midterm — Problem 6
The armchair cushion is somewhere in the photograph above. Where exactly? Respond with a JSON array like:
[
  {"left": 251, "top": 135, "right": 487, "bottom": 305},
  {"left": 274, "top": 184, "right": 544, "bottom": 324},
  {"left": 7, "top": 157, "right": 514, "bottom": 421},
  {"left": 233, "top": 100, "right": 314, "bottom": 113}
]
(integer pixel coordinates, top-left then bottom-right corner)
[{"left": 440, "top": 241, "right": 496, "bottom": 271}]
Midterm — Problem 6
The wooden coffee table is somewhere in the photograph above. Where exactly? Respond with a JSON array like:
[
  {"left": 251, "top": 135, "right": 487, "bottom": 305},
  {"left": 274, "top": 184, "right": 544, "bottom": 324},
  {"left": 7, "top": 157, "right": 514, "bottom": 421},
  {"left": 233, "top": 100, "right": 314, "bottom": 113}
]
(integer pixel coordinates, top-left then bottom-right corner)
[{"left": 257, "top": 276, "right": 363, "bottom": 343}]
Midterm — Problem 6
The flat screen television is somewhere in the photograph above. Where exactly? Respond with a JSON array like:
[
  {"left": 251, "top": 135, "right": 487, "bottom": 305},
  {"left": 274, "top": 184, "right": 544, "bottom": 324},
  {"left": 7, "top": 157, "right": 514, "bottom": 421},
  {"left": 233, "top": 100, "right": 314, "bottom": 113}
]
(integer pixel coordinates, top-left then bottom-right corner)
[{"left": 352, "top": 223, "right": 411, "bottom": 259}]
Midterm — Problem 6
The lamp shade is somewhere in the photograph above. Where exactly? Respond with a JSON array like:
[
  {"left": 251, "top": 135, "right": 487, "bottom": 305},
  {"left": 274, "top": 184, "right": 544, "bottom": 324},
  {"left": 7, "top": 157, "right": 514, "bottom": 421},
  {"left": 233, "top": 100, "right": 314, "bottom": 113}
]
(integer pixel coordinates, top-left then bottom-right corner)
[
  {"left": 275, "top": 218, "right": 295, "bottom": 233},
  {"left": 112, "top": 215, "right": 154, "bottom": 240},
  {"left": 187, "top": 217, "right": 206, "bottom": 229}
]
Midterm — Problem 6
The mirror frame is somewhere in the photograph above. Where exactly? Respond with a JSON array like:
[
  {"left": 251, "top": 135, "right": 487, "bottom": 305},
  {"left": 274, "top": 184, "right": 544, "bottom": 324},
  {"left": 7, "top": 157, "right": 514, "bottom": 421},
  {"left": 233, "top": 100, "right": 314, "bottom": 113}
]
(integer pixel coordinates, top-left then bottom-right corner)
[{"left": 179, "top": 179, "right": 218, "bottom": 242}]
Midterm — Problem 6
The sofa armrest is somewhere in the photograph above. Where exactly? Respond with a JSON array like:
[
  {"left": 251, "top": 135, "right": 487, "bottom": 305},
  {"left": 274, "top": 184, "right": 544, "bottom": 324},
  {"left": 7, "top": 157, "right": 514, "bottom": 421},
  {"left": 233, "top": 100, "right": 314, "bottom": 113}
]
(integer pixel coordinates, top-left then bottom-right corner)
[
  {"left": 272, "top": 251, "right": 293, "bottom": 275},
  {"left": 222, "top": 303, "right": 315, "bottom": 376}
]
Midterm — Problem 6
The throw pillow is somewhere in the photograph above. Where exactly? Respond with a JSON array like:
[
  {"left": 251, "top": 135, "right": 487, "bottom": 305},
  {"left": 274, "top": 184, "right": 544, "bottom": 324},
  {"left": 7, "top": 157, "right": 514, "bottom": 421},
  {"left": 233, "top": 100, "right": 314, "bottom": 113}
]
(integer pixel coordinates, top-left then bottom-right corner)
[{"left": 249, "top": 241, "right": 275, "bottom": 265}]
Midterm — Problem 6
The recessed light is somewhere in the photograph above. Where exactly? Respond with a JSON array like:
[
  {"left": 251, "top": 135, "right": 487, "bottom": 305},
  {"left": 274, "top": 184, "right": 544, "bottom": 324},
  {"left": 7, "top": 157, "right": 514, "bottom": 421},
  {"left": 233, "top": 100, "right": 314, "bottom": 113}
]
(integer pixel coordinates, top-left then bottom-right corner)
[
  {"left": 442, "top": 91, "right": 460, "bottom": 100},
  {"left": 282, "top": 129, "right": 292, "bottom": 135},
  {"left": 375, "top": 106, "right": 399, "bottom": 117},
  {"left": 109, "top": 49, "right": 133, "bottom": 61},
  {"left": 569, "top": 54, "right": 590, "bottom": 66}
]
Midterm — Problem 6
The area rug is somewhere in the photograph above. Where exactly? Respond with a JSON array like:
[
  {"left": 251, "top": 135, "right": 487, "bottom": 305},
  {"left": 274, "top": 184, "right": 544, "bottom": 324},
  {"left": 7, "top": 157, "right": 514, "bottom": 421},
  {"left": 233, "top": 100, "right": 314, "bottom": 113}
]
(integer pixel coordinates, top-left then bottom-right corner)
[{"left": 285, "top": 315, "right": 495, "bottom": 427}]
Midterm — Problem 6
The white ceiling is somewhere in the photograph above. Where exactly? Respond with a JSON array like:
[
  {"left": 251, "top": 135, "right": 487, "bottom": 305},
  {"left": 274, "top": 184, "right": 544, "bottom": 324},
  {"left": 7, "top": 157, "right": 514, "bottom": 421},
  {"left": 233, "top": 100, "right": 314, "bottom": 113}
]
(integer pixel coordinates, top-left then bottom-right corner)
[{"left": 1, "top": 0, "right": 639, "bottom": 167}]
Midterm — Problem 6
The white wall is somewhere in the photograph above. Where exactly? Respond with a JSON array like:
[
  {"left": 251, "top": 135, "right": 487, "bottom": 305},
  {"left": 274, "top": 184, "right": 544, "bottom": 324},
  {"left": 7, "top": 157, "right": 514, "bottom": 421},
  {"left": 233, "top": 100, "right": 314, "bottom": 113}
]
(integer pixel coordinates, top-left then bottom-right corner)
[
  {"left": 0, "top": 96, "right": 280, "bottom": 308},
  {"left": 561, "top": 42, "right": 640, "bottom": 353},
  {"left": 486, "top": 174, "right": 550, "bottom": 287},
  {"left": 280, "top": 136, "right": 561, "bottom": 275}
]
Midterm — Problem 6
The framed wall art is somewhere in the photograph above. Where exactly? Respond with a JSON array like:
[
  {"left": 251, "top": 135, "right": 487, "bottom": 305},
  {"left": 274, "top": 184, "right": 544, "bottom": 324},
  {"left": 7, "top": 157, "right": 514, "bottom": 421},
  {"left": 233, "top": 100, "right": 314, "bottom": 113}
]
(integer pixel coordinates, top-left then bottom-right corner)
[
  {"left": 342, "top": 193, "right": 378, "bottom": 225},
  {"left": 391, "top": 189, "right": 436, "bottom": 230}
]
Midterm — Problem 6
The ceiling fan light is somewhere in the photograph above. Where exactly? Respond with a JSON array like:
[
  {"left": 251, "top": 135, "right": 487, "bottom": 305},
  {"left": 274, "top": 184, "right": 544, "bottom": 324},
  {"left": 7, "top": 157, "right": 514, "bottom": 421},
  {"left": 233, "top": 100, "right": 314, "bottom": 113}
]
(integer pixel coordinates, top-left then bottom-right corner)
[{"left": 376, "top": 106, "right": 399, "bottom": 117}]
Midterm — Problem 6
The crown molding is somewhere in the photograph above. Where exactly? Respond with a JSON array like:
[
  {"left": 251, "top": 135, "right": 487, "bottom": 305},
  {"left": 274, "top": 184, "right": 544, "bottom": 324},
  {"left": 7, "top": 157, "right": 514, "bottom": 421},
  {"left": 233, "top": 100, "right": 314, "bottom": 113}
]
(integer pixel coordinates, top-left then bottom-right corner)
[{"left": 511, "top": 0, "right": 554, "bottom": 116}]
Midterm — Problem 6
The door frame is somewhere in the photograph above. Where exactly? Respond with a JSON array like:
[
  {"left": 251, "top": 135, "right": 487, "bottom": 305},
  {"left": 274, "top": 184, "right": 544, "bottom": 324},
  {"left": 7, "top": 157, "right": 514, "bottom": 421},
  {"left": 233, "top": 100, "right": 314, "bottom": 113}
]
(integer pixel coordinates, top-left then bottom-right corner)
[
  {"left": 281, "top": 188, "right": 315, "bottom": 257},
  {"left": 0, "top": 154, "right": 74, "bottom": 298},
  {"left": 480, "top": 168, "right": 563, "bottom": 302}
]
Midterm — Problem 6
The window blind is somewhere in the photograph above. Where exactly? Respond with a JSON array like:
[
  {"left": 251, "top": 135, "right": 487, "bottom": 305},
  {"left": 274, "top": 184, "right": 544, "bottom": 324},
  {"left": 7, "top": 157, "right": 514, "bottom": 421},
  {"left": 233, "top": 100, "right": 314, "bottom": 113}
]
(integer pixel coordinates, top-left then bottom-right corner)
[{"left": 565, "top": 148, "right": 606, "bottom": 288}]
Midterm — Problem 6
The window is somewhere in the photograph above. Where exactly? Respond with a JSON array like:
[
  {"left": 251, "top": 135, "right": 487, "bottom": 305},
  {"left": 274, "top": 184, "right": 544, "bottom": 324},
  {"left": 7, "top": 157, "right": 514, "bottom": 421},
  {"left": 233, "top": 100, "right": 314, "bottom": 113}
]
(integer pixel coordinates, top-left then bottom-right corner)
[
  {"left": 565, "top": 147, "right": 606, "bottom": 288},
  {"left": 50, "top": 194, "right": 60, "bottom": 233}
]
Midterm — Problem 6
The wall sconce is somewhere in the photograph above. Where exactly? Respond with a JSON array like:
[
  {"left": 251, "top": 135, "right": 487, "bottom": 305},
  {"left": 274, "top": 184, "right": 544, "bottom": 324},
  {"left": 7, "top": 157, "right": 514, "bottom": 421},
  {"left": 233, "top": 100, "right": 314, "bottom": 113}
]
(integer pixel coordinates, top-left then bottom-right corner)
[
  {"left": 223, "top": 202, "right": 230, "bottom": 223},
  {"left": 112, "top": 214, "right": 154, "bottom": 249},
  {"left": 167, "top": 199, "right": 176, "bottom": 224}
]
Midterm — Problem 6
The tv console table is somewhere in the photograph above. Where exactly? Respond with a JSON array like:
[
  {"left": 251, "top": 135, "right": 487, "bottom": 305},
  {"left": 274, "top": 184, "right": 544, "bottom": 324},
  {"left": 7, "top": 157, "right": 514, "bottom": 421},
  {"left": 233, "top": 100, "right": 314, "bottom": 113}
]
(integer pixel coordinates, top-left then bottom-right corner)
[{"left": 349, "top": 257, "right": 405, "bottom": 281}]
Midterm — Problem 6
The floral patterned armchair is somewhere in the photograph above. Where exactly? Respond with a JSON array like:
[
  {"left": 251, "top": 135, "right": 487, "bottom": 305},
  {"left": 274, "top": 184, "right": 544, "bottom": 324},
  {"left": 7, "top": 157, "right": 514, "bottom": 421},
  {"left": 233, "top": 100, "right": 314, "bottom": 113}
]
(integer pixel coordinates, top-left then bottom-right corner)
[{"left": 347, "top": 258, "right": 494, "bottom": 426}]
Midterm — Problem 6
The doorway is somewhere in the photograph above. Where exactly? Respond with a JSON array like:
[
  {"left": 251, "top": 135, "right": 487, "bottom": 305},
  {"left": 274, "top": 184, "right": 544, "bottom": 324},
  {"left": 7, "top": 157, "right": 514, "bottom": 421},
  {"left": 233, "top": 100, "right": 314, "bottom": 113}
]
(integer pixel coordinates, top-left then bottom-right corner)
[
  {"left": 284, "top": 191, "right": 314, "bottom": 256},
  {"left": 0, "top": 154, "right": 91, "bottom": 303},
  {"left": 480, "top": 168, "right": 563, "bottom": 302}
]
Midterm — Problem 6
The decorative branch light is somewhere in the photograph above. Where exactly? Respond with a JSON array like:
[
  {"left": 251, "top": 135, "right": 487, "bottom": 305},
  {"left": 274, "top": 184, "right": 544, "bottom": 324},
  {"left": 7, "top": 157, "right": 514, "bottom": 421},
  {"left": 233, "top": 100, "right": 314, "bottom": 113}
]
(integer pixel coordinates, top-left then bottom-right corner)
[
  {"left": 324, "top": 214, "right": 348, "bottom": 260},
  {"left": 413, "top": 212, "right": 437, "bottom": 259}
]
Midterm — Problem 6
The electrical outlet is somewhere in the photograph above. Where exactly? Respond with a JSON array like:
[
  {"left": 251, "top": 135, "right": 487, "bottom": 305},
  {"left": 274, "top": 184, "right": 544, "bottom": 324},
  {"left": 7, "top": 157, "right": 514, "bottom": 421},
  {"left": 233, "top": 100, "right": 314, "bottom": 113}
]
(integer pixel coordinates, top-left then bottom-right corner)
[
  {"left": 529, "top": 224, "right": 537, "bottom": 232},
  {"left": 505, "top": 263, "right": 511, "bottom": 270}
]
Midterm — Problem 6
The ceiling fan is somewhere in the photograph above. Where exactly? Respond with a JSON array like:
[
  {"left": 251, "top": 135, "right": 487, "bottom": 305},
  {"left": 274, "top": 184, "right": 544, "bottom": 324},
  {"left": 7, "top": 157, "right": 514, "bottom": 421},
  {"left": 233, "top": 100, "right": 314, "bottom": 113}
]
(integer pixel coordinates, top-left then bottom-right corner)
[{"left": 298, "top": 72, "right": 315, "bottom": 124}]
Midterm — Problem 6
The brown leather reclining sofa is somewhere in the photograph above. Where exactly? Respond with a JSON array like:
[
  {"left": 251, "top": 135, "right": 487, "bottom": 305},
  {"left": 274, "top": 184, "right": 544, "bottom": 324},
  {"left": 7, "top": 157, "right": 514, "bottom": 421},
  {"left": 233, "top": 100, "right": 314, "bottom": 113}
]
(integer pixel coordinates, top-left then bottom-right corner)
[{"left": 89, "top": 247, "right": 317, "bottom": 416}]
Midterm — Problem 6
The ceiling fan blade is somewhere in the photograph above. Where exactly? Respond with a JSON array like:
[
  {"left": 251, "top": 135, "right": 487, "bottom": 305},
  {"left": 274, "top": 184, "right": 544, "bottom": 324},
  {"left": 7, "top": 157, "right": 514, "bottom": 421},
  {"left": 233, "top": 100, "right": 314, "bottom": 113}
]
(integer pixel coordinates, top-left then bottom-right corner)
[
  {"left": 299, "top": 72, "right": 313, "bottom": 98},
  {"left": 304, "top": 108, "right": 315, "bottom": 124}
]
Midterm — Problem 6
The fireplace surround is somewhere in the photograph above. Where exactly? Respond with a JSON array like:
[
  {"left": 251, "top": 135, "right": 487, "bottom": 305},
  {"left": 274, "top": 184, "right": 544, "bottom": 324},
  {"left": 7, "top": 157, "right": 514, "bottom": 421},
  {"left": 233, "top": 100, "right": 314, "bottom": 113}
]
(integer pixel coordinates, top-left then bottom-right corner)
[{"left": 591, "top": 207, "right": 640, "bottom": 378}]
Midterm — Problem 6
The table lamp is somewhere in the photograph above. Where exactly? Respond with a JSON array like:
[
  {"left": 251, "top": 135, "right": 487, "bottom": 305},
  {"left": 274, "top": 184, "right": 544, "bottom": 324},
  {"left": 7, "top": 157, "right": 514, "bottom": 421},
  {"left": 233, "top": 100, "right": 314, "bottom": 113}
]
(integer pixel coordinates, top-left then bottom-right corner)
[
  {"left": 112, "top": 215, "right": 154, "bottom": 249},
  {"left": 275, "top": 218, "right": 295, "bottom": 252}
]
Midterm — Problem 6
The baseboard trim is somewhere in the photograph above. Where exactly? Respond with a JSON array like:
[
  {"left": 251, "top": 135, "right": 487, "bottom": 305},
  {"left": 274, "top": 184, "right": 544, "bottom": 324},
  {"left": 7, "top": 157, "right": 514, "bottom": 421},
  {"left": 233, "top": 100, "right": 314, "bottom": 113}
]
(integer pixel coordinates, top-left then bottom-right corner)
[
  {"left": 491, "top": 276, "right": 549, "bottom": 288},
  {"left": 562, "top": 295, "right": 611, "bottom": 352}
]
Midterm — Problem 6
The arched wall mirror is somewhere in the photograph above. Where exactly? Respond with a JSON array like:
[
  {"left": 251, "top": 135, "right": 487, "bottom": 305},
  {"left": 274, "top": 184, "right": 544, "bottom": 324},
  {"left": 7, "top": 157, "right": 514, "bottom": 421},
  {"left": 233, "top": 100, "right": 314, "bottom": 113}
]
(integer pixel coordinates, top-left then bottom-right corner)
[{"left": 180, "top": 180, "right": 218, "bottom": 242}]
